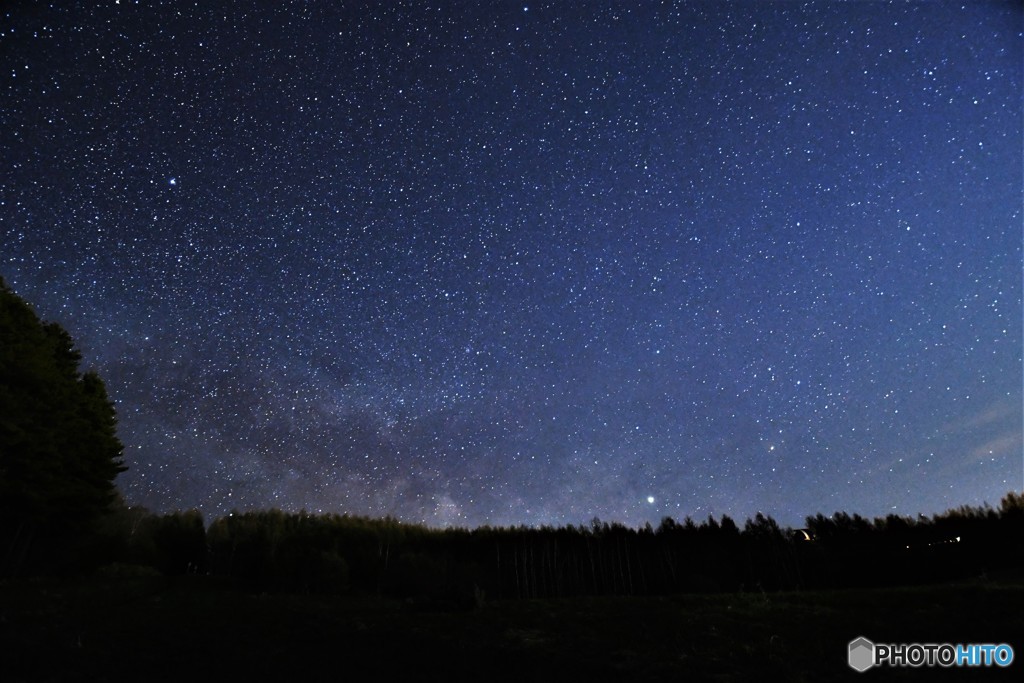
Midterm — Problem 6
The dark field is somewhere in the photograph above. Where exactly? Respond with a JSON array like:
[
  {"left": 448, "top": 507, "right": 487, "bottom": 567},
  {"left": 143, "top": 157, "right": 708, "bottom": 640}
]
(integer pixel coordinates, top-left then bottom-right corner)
[{"left": 3, "top": 577, "right": 1019, "bottom": 682}]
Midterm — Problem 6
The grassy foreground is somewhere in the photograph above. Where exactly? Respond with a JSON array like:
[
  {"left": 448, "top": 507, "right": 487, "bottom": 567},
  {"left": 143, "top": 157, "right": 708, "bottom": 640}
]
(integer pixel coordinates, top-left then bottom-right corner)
[{"left": 2, "top": 577, "right": 1019, "bottom": 682}]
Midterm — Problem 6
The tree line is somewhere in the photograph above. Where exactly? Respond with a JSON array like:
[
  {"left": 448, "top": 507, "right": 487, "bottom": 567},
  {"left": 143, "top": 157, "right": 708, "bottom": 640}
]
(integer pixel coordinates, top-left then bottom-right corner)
[{"left": 90, "top": 492, "right": 1023, "bottom": 603}]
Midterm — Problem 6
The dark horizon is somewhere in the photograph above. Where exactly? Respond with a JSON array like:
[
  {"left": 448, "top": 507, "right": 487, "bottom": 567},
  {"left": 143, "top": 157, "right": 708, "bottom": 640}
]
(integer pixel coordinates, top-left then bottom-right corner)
[{"left": 130, "top": 491, "right": 1024, "bottom": 536}]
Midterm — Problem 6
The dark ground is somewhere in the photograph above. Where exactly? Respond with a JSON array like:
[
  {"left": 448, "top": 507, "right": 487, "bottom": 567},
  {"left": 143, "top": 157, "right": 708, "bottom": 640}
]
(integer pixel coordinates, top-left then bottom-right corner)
[{"left": 2, "top": 576, "right": 1020, "bottom": 682}]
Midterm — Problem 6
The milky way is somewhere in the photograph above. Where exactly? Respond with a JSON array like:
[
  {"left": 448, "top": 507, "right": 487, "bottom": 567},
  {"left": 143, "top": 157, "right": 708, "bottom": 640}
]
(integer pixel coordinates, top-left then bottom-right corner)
[{"left": 2, "top": 2, "right": 1021, "bottom": 528}]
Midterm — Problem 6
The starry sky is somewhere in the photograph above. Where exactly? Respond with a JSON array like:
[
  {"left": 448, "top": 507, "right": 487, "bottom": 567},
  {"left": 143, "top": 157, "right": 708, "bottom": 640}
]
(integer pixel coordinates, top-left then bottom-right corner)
[{"left": 2, "top": 1, "right": 1021, "bottom": 529}]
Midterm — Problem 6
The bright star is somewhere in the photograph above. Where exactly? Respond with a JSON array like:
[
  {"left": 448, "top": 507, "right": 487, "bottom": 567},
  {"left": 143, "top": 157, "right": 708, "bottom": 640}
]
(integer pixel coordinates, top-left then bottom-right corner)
[{"left": 647, "top": 496, "right": 655, "bottom": 504}]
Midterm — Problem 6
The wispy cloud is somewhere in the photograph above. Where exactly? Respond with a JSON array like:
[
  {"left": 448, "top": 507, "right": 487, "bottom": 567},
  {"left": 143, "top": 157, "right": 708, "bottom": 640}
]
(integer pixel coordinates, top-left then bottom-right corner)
[
  {"left": 968, "top": 431, "right": 1024, "bottom": 462},
  {"left": 940, "top": 400, "right": 1020, "bottom": 436}
]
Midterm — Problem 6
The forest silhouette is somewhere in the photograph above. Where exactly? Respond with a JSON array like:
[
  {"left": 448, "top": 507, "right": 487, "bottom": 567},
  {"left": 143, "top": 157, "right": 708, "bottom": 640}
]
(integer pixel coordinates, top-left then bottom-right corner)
[{"left": 87, "top": 493, "right": 1022, "bottom": 603}]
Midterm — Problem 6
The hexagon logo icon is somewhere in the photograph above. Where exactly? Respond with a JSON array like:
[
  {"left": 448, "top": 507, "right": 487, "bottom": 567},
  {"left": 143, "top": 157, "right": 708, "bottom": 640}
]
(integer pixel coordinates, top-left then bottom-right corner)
[{"left": 848, "top": 636, "right": 875, "bottom": 672}]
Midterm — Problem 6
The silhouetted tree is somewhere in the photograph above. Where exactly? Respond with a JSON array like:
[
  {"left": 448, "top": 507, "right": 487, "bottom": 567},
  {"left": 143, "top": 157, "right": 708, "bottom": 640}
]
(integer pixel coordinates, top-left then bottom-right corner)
[
  {"left": 0, "top": 277, "right": 126, "bottom": 575},
  {"left": 150, "top": 510, "right": 207, "bottom": 575}
]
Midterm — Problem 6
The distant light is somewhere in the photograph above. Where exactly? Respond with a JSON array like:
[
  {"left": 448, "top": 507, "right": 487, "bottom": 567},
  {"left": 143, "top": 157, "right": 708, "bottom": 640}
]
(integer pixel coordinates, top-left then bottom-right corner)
[
  {"left": 647, "top": 496, "right": 655, "bottom": 504},
  {"left": 169, "top": 177, "right": 177, "bottom": 186}
]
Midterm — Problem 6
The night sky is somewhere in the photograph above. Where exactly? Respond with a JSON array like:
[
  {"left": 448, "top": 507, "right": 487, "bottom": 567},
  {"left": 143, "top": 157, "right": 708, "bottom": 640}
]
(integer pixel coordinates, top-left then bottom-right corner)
[{"left": 2, "top": 1, "right": 1021, "bottom": 529}]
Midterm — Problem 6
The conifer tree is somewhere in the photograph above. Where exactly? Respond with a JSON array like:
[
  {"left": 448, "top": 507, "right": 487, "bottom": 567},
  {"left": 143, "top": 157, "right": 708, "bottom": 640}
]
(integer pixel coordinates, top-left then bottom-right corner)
[{"left": 0, "top": 277, "right": 126, "bottom": 574}]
